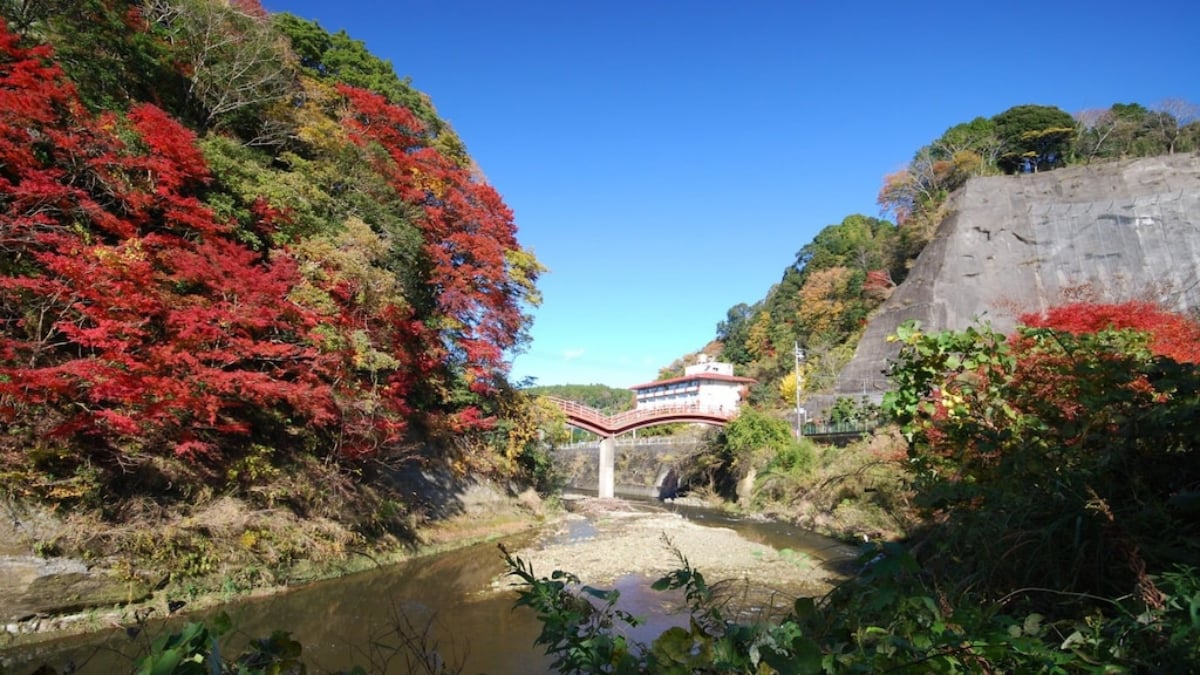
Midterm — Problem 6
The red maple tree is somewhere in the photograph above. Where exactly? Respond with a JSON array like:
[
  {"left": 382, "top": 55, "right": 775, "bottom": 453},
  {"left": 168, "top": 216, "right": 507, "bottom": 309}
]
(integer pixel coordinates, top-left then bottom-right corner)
[
  {"left": 338, "top": 85, "right": 527, "bottom": 402},
  {"left": 0, "top": 21, "right": 335, "bottom": 461}
]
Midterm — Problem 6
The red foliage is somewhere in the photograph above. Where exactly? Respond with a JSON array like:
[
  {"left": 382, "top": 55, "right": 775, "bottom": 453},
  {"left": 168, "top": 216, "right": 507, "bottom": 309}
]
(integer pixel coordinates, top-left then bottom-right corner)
[
  {"left": 338, "top": 85, "right": 527, "bottom": 401},
  {"left": 231, "top": 0, "right": 269, "bottom": 20},
  {"left": 1019, "top": 301, "right": 1200, "bottom": 364},
  {"left": 0, "top": 22, "right": 343, "bottom": 461},
  {"left": 0, "top": 16, "right": 535, "bottom": 469},
  {"left": 125, "top": 104, "right": 213, "bottom": 193},
  {"left": 863, "top": 269, "right": 895, "bottom": 301},
  {"left": 1001, "top": 301, "right": 1199, "bottom": 441}
]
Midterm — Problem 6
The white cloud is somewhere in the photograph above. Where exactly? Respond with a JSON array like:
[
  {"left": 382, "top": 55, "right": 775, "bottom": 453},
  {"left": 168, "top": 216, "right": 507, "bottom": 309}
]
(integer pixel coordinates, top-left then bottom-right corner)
[{"left": 562, "top": 348, "right": 586, "bottom": 361}]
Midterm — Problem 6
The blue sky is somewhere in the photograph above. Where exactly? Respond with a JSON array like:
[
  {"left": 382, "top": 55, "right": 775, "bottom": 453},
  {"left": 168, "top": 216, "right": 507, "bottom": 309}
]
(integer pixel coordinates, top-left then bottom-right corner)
[{"left": 264, "top": 0, "right": 1199, "bottom": 388}]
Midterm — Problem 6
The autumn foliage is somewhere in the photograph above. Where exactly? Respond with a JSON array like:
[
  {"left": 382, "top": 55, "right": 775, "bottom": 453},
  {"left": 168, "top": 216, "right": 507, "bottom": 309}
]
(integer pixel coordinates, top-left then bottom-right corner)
[
  {"left": 0, "top": 12, "right": 540, "bottom": 497},
  {"left": 1019, "top": 300, "right": 1200, "bottom": 364},
  {"left": 0, "top": 24, "right": 330, "bottom": 461},
  {"left": 884, "top": 302, "right": 1200, "bottom": 607},
  {"left": 337, "top": 85, "right": 527, "bottom": 389}
]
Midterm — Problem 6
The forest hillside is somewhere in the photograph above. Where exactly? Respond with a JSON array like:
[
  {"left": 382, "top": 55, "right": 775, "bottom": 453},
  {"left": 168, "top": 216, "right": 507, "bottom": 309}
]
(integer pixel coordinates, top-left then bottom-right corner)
[{"left": 0, "top": 0, "right": 553, "bottom": 577}]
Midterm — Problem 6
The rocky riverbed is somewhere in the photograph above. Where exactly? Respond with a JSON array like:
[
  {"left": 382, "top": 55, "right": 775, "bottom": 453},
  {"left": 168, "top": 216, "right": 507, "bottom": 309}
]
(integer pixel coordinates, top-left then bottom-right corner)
[{"left": 495, "top": 496, "right": 847, "bottom": 600}]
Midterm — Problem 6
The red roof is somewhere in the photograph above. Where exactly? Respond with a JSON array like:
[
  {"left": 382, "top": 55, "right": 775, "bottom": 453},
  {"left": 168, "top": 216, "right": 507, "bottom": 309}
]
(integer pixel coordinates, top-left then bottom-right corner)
[{"left": 629, "top": 372, "right": 756, "bottom": 391}]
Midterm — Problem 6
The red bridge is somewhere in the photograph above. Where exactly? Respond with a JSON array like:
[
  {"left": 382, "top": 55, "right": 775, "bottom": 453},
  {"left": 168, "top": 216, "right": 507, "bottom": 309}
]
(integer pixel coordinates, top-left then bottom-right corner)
[
  {"left": 545, "top": 397, "right": 737, "bottom": 498},
  {"left": 545, "top": 397, "right": 735, "bottom": 436}
]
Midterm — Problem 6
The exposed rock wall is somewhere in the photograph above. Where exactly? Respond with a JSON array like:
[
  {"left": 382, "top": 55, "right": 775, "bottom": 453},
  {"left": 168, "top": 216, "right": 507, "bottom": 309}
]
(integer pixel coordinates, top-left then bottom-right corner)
[{"left": 834, "top": 153, "right": 1200, "bottom": 400}]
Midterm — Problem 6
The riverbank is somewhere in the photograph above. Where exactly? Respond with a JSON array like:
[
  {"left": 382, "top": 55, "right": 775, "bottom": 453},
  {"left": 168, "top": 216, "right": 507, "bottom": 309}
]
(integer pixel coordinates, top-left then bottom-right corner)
[
  {"left": 3, "top": 437, "right": 888, "bottom": 660},
  {"left": 0, "top": 477, "right": 550, "bottom": 648}
]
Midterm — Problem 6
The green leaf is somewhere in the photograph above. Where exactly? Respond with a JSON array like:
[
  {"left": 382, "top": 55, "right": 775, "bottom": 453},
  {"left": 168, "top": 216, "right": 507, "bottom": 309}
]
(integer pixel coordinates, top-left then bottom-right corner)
[
  {"left": 791, "top": 636, "right": 824, "bottom": 674},
  {"left": 1022, "top": 613, "right": 1043, "bottom": 636},
  {"left": 137, "top": 647, "right": 183, "bottom": 675},
  {"left": 651, "top": 626, "right": 695, "bottom": 663}
]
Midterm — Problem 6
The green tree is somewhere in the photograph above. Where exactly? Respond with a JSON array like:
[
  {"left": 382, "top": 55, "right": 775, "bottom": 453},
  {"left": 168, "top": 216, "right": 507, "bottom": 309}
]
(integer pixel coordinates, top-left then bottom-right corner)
[
  {"left": 0, "top": 0, "right": 187, "bottom": 114},
  {"left": 932, "top": 116, "right": 1002, "bottom": 168},
  {"left": 992, "top": 104, "right": 1076, "bottom": 173},
  {"left": 791, "top": 214, "right": 898, "bottom": 283},
  {"left": 523, "top": 384, "right": 635, "bottom": 414},
  {"left": 689, "top": 407, "right": 800, "bottom": 498},
  {"left": 716, "top": 302, "right": 756, "bottom": 365},
  {"left": 273, "top": 13, "right": 446, "bottom": 134}
]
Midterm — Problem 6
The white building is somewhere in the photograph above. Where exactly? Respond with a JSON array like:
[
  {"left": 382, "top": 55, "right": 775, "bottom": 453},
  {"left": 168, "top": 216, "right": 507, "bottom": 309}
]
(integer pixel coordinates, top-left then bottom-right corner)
[{"left": 629, "top": 357, "right": 755, "bottom": 413}]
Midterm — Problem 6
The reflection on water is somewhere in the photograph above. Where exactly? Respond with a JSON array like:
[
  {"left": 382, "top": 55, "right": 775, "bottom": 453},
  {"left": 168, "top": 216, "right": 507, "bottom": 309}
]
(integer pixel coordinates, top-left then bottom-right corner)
[
  {"left": 537, "top": 517, "right": 599, "bottom": 546},
  {"left": 2, "top": 499, "right": 855, "bottom": 674}
]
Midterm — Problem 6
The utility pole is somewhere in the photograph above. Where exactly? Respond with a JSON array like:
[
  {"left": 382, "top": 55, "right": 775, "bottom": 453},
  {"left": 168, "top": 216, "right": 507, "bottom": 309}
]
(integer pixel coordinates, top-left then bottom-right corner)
[{"left": 794, "top": 342, "right": 805, "bottom": 437}]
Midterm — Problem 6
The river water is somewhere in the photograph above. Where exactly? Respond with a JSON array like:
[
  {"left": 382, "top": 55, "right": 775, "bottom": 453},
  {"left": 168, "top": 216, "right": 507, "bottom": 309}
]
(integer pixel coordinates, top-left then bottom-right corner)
[{"left": 1, "top": 498, "right": 855, "bottom": 674}]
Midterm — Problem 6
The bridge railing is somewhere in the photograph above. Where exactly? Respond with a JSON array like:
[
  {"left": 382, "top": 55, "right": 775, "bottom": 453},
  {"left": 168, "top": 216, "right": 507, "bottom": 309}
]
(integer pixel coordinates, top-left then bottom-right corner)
[
  {"left": 545, "top": 397, "right": 733, "bottom": 435},
  {"left": 606, "top": 402, "right": 730, "bottom": 428},
  {"left": 802, "top": 421, "right": 878, "bottom": 437}
]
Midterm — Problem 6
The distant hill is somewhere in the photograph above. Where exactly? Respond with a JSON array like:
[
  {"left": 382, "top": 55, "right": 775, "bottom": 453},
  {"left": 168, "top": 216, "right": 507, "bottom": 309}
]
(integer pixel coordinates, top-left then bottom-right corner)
[{"left": 523, "top": 384, "right": 634, "bottom": 414}]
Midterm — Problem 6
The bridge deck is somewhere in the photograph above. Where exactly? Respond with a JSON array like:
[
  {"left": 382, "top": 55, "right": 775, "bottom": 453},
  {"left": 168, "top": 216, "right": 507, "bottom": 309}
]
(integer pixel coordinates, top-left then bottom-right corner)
[{"left": 546, "top": 397, "right": 734, "bottom": 436}]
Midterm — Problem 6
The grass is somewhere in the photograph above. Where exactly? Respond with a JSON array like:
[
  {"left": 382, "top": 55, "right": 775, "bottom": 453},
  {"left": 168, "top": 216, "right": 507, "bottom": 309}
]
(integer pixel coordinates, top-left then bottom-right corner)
[{"left": 744, "top": 427, "right": 915, "bottom": 543}]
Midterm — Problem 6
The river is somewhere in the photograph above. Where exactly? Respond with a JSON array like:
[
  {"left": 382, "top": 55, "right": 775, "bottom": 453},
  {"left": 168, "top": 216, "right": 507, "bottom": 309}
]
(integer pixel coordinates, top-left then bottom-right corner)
[{"left": 1, "top": 497, "right": 856, "bottom": 674}]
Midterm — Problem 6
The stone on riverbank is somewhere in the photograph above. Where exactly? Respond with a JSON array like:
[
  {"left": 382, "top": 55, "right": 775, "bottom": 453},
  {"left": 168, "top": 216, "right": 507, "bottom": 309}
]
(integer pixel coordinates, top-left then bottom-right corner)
[{"left": 0, "top": 555, "right": 150, "bottom": 625}]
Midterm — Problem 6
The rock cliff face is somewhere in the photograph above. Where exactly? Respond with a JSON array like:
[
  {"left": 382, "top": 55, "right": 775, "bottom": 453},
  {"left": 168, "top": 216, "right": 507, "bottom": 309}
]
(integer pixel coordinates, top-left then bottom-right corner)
[{"left": 833, "top": 153, "right": 1200, "bottom": 402}]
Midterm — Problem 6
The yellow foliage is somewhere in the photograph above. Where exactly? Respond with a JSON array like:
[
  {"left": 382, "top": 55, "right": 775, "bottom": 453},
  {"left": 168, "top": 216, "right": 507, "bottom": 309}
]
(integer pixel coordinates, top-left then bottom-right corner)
[
  {"left": 289, "top": 216, "right": 406, "bottom": 316},
  {"left": 505, "top": 247, "right": 547, "bottom": 307},
  {"left": 293, "top": 77, "right": 351, "bottom": 154},
  {"left": 797, "top": 266, "right": 854, "bottom": 336},
  {"left": 779, "top": 370, "right": 798, "bottom": 403},
  {"left": 91, "top": 238, "right": 147, "bottom": 269},
  {"left": 747, "top": 310, "right": 773, "bottom": 361},
  {"left": 778, "top": 362, "right": 815, "bottom": 404},
  {"left": 498, "top": 392, "right": 569, "bottom": 464},
  {"left": 239, "top": 530, "right": 260, "bottom": 550},
  {"left": 951, "top": 149, "right": 983, "bottom": 177}
]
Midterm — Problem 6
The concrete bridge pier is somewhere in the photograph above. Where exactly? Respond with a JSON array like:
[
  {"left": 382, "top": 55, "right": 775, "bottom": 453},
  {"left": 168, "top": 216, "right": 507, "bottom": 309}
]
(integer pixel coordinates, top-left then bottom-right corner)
[
  {"left": 598, "top": 435, "right": 615, "bottom": 499},
  {"left": 544, "top": 396, "right": 736, "bottom": 498}
]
